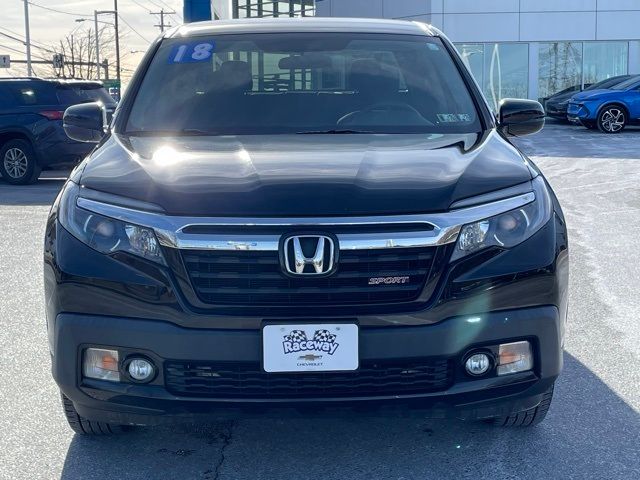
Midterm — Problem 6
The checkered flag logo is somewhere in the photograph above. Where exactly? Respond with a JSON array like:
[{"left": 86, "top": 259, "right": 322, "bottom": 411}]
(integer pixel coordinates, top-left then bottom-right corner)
[
  {"left": 313, "top": 329, "right": 336, "bottom": 343},
  {"left": 282, "top": 328, "right": 340, "bottom": 356},
  {"left": 284, "top": 330, "right": 307, "bottom": 343}
]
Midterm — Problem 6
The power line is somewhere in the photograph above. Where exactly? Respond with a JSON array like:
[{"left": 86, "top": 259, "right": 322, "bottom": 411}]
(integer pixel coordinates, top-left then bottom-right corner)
[
  {"left": 131, "top": 0, "right": 152, "bottom": 12},
  {"left": 150, "top": 9, "right": 176, "bottom": 32},
  {"left": 0, "top": 44, "right": 49, "bottom": 63},
  {"left": 117, "top": 14, "right": 152, "bottom": 43},
  {"left": 131, "top": 0, "right": 182, "bottom": 22},
  {"left": 156, "top": 1, "right": 183, "bottom": 20},
  {"left": 147, "top": 0, "right": 168, "bottom": 10},
  {"left": 0, "top": 27, "right": 56, "bottom": 53},
  {"left": 0, "top": 29, "right": 55, "bottom": 55},
  {"left": 0, "top": 30, "right": 29, "bottom": 45},
  {"left": 0, "top": 33, "right": 54, "bottom": 54},
  {"left": 0, "top": 43, "right": 30, "bottom": 55},
  {"left": 0, "top": 25, "right": 55, "bottom": 52},
  {"left": 26, "top": 1, "right": 91, "bottom": 17}
]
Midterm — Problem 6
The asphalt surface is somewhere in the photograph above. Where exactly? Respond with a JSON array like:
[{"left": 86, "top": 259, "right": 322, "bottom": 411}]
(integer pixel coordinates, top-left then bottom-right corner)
[{"left": 1, "top": 122, "right": 639, "bottom": 479}]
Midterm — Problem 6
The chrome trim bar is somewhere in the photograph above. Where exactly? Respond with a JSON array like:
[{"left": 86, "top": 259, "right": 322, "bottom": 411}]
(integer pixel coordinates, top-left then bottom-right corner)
[{"left": 76, "top": 191, "right": 535, "bottom": 251}]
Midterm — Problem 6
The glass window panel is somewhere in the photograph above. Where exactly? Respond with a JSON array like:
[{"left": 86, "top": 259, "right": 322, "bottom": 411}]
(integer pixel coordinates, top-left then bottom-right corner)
[
  {"left": 128, "top": 33, "right": 482, "bottom": 135},
  {"left": 583, "top": 42, "right": 628, "bottom": 84},
  {"left": 456, "top": 44, "right": 484, "bottom": 89},
  {"left": 234, "top": 1, "right": 315, "bottom": 18},
  {"left": 482, "top": 43, "right": 528, "bottom": 111},
  {"left": 538, "top": 42, "right": 583, "bottom": 100}
]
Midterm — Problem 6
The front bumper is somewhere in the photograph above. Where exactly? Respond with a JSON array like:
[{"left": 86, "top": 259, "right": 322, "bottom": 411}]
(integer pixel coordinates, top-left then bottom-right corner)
[
  {"left": 45, "top": 178, "right": 569, "bottom": 424},
  {"left": 52, "top": 306, "right": 562, "bottom": 425},
  {"left": 545, "top": 104, "right": 568, "bottom": 119},
  {"left": 567, "top": 103, "right": 592, "bottom": 123}
]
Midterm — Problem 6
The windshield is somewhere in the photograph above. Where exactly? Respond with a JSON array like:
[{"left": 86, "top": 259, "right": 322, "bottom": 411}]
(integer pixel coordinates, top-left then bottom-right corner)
[
  {"left": 585, "top": 76, "right": 629, "bottom": 91},
  {"left": 126, "top": 33, "right": 481, "bottom": 135},
  {"left": 56, "top": 85, "right": 116, "bottom": 106},
  {"left": 611, "top": 76, "right": 640, "bottom": 90}
]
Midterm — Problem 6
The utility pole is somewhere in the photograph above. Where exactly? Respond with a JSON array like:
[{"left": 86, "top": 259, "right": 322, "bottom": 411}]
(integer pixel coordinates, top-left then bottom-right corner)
[
  {"left": 23, "top": 0, "right": 32, "bottom": 76},
  {"left": 70, "top": 34, "right": 75, "bottom": 78},
  {"left": 114, "top": 0, "right": 121, "bottom": 83},
  {"left": 94, "top": 12, "right": 101, "bottom": 79},
  {"left": 151, "top": 9, "right": 176, "bottom": 32},
  {"left": 93, "top": 2, "right": 121, "bottom": 82}
]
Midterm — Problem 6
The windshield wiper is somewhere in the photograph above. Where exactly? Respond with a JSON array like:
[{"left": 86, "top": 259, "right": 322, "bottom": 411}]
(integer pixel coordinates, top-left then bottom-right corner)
[{"left": 296, "top": 129, "right": 374, "bottom": 135}]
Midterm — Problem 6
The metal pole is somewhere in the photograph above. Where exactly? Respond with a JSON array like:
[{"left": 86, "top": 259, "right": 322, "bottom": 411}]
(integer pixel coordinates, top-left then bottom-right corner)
[
  {"left": 23, "top": 0, "right": 32, "bottom": 76},
  {"left": 70, "top": 34, "right": 75, "bottom": 78},
  {"left": 151, "top": 9, "right": 175, "bottom": 32},
  {"left": 94, "top": 11, "right": 101, "bottom": 80},
  {"left": 114, "top": 0, "right": 121, "bottom": 83}
]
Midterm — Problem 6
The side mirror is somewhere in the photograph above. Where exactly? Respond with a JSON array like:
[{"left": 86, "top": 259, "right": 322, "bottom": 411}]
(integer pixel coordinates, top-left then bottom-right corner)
[
  {"left": 498, "top": 98, "right": 545, "bottom": 137},
  {"left": 63, "top": 102, "right": 107, "bottom": 143}
]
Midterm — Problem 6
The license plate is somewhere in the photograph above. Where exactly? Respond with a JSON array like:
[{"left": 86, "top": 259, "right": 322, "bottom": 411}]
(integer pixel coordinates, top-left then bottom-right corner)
[{"left": 262, "top": 323, "right": 359, "bottom": 373}]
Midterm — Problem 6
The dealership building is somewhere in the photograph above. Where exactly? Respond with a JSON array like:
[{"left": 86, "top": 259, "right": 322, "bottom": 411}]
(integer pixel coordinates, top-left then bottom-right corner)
[{"left": 197, "top": 1, "right": 640, "bottom": 105}]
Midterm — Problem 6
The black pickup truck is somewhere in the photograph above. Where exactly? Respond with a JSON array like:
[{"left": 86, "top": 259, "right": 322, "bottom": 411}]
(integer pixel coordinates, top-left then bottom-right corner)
[{"left": 45, "top": 17, "right": 568, "bottom": 435}]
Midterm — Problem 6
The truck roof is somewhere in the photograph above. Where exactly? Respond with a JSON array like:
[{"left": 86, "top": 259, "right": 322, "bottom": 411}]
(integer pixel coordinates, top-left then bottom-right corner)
[
  {"left": 0, "top": 77, "right": 104, "bottom": 87},
  {"left": 170, "top": 17, "right": 438, "bottom": 39}
]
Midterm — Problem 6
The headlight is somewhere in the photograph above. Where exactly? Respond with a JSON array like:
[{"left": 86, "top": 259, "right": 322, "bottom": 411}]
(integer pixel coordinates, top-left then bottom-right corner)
[
  {"left": 58, "top": 181, "right": 166, "bottom": 265},
  {"left": 451, "top": 176, "right": 552, "bottom": 262}
]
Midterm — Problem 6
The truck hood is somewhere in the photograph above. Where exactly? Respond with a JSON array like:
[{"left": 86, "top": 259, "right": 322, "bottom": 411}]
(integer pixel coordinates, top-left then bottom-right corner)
[{"left": 79, "top": 131, "right": 533, "bottom": 216}]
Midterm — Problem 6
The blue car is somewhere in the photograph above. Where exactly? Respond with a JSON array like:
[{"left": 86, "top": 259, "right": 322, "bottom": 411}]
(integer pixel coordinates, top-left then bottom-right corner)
[{"left": 567, "top": 75, "right": 640, "bottom": 133}]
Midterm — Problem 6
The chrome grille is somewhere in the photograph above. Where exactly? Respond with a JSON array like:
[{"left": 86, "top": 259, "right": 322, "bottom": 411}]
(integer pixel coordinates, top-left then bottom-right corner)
[{"left": 181, "top": 246, "right": 437, "bottom": 306}]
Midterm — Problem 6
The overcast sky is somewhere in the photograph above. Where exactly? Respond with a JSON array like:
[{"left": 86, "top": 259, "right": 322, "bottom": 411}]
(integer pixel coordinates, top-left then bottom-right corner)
[{"left": 1, "top": 0, "right": 184, "bottom": 81}]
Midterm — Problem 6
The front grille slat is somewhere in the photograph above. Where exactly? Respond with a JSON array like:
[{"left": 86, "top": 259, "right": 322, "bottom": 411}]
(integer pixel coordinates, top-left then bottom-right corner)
[
  {"left": 181, "top": 246, "right": 437, "bottom": 306},
  {"left": 195, "top": 284, "right": 419, "bottom": 295},
  {"left": 188, "top": 268, "right": 429, "bottom": 280},
  {"left": 165, "top": 360, "right": 454, "bottom": 398}
]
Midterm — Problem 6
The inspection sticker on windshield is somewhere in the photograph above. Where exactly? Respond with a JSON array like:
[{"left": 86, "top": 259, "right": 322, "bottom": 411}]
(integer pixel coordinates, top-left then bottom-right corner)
[
  {"left": 168, "top": 41, "right": 215, "bottom": 64},
  {"left": 437, "top": 113, "right": 472, "bottom": 123},
  {"left": 263, "top": 324, "right": 359, "bottom": 373}
]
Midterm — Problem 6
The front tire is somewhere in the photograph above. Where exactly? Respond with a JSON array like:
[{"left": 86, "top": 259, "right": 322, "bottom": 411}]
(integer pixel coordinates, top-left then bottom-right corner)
[
  {"left": 0, "top": 139, "right": 41, "bottom": 184},
  {"left": 488, "top": 385, "right": 554, "bottom": 427},
  {"left": 597, "top": 106, "right": 626, "bottom": 134},
  {"left": 61, "top": 392, "right": 127, "bottom": 435}
]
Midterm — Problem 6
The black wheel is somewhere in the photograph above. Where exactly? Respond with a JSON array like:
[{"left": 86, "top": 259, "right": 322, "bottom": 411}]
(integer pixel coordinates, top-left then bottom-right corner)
[
  {"left": 487, "top": 385, "right": 554, "bottom": 427},
  {"left": 597, "top": 105, "right": 626, "bottom": 133},
  {"left": 61, "top": 392, "right": 127, "bottom": 435},
  {"left": 0, "top": 139, "right": 41, "bottom": 184}
]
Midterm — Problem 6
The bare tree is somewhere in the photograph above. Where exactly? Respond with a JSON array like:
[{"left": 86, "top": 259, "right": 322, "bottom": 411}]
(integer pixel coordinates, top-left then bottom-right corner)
[{"left": 50, "top": 24, "right": 118, "bottom": 79}]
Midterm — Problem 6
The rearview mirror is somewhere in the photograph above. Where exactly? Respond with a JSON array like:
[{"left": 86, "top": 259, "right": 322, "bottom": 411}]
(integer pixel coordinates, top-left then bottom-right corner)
[
  {"left": 498, "top": 99, "right": 545, "bottom": 137},
  {"left": 63, "top": 102, "right": 107, "bottom": 143}
]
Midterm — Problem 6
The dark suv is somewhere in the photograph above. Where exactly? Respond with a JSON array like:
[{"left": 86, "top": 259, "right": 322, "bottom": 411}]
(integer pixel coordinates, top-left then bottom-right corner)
[
  {"left": 0, "top": 78, "right": 116, "bottom": 184},
  {"left": 46, "top": 18, "right": 568, "bottom": 435}
]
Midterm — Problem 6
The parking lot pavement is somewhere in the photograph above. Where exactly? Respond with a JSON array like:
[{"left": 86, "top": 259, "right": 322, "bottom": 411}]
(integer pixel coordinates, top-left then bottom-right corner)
[{"left": 1, "top": 123, "right": 639, "bottom": 480}]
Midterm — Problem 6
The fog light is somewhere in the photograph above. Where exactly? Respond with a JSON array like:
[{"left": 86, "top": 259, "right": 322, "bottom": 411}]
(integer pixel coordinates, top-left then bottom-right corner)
[
  {"left": 498, "top": 341, "right": 533, "bottom": 375},
  {"left": 83, "top": 348, "right": 120, "bottom": 382},
  {"left": 465, "top": 353, "right": 491, "bottom": 376},
  {"left": 127, "top": 358, "right": 155, "bottom": 382}
]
